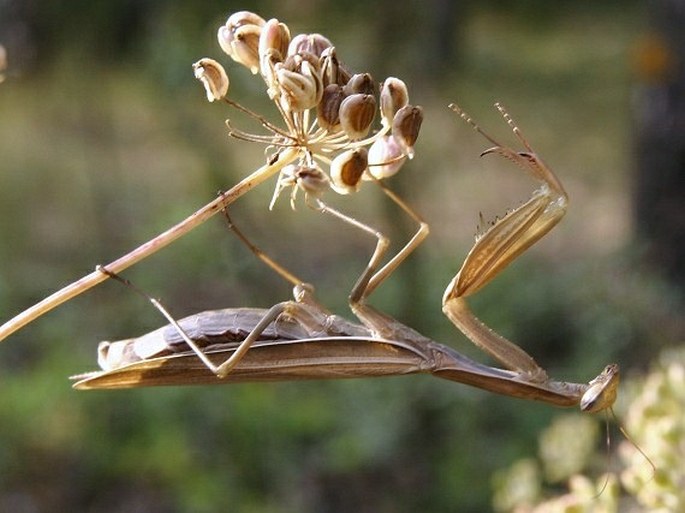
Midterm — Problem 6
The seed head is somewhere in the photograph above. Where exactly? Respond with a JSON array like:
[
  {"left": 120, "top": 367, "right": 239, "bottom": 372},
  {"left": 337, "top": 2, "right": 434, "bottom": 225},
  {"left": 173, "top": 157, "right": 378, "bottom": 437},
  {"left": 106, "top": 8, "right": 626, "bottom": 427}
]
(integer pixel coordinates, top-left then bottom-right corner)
[
  {"left": 344, "top": 72, "right": 376, "bottom": 96},
  {"left": 320, "top": 47, "right": 350, "bottom": 87},
  {"left": 276, "top": 57, "right": 323, "bottom": 112},
  {"left": 198, "top": 11, "right": 423, "bottom": 208}
]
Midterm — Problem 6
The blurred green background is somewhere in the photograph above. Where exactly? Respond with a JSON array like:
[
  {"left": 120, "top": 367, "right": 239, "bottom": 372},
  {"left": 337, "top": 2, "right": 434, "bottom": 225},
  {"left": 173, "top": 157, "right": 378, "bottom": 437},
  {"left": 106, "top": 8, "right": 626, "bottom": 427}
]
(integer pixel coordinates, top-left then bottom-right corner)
[{"left": 0, "top": 1, "right": 683, "bottom": 512}]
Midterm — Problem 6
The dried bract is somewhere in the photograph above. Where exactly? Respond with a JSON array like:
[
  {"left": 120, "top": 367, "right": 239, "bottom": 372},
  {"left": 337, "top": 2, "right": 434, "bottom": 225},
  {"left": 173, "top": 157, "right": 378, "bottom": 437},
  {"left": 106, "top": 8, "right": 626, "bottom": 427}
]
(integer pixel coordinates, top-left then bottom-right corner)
[{"left": 193, "top": 58, "right": 229, "bottom": 102}]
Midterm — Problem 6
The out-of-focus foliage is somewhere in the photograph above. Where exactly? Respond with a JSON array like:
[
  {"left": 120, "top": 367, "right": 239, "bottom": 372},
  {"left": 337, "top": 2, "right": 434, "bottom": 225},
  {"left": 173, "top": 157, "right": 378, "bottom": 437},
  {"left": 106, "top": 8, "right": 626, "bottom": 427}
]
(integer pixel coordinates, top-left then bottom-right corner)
[
  {"left": 0, "top": 1, "right": 683, "bottom": 512},
  {"left": 492, "top": 347, "right": 685, "bottom": 513},
  {"left": 621, "top": 348, "right": 685, "bottom": 512}
]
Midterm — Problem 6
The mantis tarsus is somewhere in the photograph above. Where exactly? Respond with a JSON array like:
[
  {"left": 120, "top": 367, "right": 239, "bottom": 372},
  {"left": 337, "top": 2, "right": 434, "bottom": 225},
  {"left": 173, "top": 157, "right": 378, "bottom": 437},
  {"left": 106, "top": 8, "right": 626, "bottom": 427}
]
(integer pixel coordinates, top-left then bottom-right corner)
[{"left": 74, "top": 104, "right": 621, "bottom": 415}]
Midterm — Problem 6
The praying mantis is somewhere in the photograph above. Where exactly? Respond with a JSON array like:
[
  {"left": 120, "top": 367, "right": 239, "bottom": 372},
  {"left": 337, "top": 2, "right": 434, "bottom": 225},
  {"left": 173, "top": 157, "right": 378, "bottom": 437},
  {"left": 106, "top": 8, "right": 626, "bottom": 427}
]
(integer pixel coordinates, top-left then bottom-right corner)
[
  {"left": 71, "top": 104, "right": 620, "bottom": 416},
  {"left": 71, "top": 281, "right": 618, "bottom": 414}
]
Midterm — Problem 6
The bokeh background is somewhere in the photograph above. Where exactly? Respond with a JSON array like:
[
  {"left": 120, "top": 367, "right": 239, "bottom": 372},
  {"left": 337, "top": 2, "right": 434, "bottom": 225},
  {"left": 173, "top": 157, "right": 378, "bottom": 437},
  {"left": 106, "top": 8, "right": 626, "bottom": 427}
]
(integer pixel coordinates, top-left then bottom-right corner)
[{"left": 0, "top": 1, "right": 683, "bottom": 512}]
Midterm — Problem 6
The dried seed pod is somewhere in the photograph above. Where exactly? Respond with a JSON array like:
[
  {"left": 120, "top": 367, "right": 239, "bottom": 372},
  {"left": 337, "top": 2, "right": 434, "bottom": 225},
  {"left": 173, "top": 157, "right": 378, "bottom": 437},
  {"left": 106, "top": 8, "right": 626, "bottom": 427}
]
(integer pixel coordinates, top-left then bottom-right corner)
[
  {"left": 392, "top": 104, "right": 423, "bottom": 158},
  {"left": 339, "top": 93, "right": 376, "bottom": 140},
  {"left": 259, "top": 18, "right": 290, "bottom": 59},
  {"left": 366, "top": 134, "right": 406, "bottom": 180},
  {"left": 225, "top": 10, "right": 266, "bottom": 29},
  {"left": 343, "top": 72, "right": 375, "bottom": 96},
  {"left": 218, "top": 10, "right": 265, "bottom": 52},
  {"left": 271, "top": 164, "right": 331, "bottom": 210},
  {"left": 282, "top": 164, "right": 330, "bottom": 198},
  {"left": 330, "top": 148, "right": 368, "bottom": 194},
  {"left": 380, "top": 77, "right": 409, "bottom": 127},
  {"left": 231, "top": 24, "right": 262, "bottom": 73},
  {"left": 319, "top": 47, "right": 350, "bottom": 87},
  {"left": 217, "top": 25, "right": 235, "bottom": 56},
  {"left": 288, "top": 33, "right": 333, "bottom": 58},
  {"left": 282, "top": 51, "right": 320, "bottom": 73},
  {"left": 260, "top": 48, "right": 282, "bottom": 99},
  {"left": 193, "top": 58, "right": 229, "bottom": 102},
  {"left": 217, "top": 11, "right": 265, "bottom": 73},
  {"left": 276, "top": 59, "right": 323, "bottom": 112},
  {"left": 317, "top": 84, "right": 345, "bottom": 132}
]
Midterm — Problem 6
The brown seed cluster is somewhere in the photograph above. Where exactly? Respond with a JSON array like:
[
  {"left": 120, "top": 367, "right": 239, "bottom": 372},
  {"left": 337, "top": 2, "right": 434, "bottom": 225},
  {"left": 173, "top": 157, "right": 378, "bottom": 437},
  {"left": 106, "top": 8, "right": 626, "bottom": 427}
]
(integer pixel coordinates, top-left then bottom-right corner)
[{"left": 194, "top": 11, "right": 423, "bottom": 207}]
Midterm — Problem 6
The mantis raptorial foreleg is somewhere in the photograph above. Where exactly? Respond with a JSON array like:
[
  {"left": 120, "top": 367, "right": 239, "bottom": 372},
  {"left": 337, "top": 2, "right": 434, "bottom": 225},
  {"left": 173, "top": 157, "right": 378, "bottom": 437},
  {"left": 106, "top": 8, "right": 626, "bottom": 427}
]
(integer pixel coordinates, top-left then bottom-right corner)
[{"left": 442, "top": 104, "right": 569, "bottom": 382}]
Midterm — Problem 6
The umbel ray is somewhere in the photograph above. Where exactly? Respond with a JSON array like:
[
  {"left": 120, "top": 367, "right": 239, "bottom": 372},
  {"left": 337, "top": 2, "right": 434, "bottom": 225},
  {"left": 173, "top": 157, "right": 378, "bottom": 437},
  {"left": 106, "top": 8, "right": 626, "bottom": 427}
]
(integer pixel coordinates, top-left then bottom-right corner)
[{"left": 73, "top": 104, "right": 619, "bottom": 417}]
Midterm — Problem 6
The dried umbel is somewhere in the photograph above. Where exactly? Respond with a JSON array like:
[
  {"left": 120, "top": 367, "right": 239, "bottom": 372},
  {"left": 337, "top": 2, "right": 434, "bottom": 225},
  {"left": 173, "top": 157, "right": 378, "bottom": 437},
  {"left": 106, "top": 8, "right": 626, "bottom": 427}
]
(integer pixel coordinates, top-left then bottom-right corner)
[{"left": 195, "top": 11, "right": 423, "bottom": 209}]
